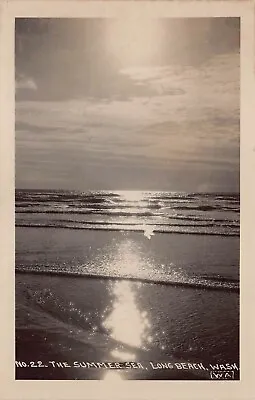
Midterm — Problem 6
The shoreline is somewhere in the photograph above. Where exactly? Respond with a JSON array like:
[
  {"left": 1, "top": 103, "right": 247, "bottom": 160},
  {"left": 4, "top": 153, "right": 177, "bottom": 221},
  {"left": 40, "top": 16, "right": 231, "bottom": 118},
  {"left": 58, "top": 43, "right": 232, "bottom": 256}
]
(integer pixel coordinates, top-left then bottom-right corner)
[
  {"left": 15, "top": 269, "right": 239, "bottom": 293},
  {"left": 15, "top": 271, "right": 239, "bottom": 380}
]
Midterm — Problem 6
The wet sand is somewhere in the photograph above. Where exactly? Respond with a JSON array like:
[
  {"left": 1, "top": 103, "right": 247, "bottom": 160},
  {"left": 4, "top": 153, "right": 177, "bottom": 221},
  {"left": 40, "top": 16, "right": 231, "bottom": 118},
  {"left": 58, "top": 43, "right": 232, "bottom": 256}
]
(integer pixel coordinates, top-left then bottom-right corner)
[{"left": 15, "top": 272, "right": 239, "bottom": 380}]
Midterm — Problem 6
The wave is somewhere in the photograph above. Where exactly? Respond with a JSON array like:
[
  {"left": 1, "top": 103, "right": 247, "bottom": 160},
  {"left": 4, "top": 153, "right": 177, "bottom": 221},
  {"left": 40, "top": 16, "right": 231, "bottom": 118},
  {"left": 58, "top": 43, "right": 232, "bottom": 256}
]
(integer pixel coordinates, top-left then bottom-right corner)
[
  {"left": 15, "top": 264, "right": 239, "bottom": 292},
  {"left": 15, "top": 190, "right": 239, "bottom": 237},
  {"left": 15, "top": 211, "right": 239, "bottom": 225},
  {"left": 15, "top": 218, "right": 239, "bottom": 228},
  {"left": 15, "top": 221, "right": 239, "bottom": 236},
  {"left": 15, "top": 204, "right": 239, "bottom": 214},
  {"left": 15, "top": 209, "right": 160, "bottom": 217},
  {"left": 15, "top": 190, "right": 239, "bottom": 209}
]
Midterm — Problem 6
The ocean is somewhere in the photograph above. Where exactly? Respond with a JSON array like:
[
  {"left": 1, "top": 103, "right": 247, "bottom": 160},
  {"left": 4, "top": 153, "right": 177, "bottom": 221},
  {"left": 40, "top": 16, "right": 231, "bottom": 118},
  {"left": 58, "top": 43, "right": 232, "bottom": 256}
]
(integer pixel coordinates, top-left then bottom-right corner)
[{"left": 15, "top": 190, "right": 240, "bottom": 380}]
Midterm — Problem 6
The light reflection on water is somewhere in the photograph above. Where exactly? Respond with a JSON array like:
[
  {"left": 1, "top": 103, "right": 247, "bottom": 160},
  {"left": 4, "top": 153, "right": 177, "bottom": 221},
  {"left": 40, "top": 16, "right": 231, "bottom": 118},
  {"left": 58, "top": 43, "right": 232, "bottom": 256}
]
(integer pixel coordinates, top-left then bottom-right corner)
[
  {"left": 110, "top": 349, "right": 136, "bottom": 361},
  {"left": 115, "top": 190, "right": 146, "bottom": 202},
  {"left": 103, "top": 370, "right": 123, "bottom": 381},
  {"left": 103, "top": 280, "right": 151, "bottom": 349},
  {"left": 101, "top": 239, "right": 153, "bottom": 353},
  {"left": 115, "top": 191, "right": 155, "bottom": 239},
  {"left": 106, "top": 239, "right": 154, "bottom": 278}
]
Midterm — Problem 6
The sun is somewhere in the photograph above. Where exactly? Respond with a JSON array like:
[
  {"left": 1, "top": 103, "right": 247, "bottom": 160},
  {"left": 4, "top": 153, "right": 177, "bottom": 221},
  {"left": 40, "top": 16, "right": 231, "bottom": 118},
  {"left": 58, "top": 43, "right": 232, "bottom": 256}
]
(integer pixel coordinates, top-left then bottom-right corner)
[{"left": 104, "top": 18, "right": 163, "bottom": 67}]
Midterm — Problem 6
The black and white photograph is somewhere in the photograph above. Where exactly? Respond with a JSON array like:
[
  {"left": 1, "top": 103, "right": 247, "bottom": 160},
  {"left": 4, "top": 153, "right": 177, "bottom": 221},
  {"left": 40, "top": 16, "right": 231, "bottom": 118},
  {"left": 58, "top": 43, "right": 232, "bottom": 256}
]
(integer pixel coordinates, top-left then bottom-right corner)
[{"left": 15, "top": 16, "right": 240, "bottom": 381}]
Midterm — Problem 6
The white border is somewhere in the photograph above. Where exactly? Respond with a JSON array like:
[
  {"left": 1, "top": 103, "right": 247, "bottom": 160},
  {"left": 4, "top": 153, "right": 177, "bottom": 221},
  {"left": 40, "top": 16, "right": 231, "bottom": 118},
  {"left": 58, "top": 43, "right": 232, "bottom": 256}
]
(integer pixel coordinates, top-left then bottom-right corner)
[{"left": 0, "top": 1, "right": 254, "bottom": 399}]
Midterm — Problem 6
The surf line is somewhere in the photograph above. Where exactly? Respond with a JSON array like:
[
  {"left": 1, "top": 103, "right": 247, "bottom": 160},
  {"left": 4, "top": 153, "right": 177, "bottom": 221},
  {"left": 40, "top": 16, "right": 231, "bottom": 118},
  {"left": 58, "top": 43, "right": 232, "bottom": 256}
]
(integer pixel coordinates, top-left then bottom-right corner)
[{"left": 15, "top": 266, "right": 239, "bottom": 293}]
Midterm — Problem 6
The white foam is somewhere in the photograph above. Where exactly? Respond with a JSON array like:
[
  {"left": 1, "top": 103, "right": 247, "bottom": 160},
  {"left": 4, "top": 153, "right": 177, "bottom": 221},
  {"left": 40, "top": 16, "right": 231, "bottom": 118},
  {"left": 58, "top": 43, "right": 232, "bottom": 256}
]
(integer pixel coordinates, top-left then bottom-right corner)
[{"left": 142, "top": 225, "right": 155, "bottom": 240}]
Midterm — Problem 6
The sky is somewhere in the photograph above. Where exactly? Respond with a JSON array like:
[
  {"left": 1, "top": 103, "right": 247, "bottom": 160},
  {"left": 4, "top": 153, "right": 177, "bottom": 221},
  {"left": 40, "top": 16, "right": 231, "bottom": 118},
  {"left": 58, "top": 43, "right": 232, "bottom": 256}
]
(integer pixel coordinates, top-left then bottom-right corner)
[{"left": 15, "top": 18, "right": 240, "bottom": 192}]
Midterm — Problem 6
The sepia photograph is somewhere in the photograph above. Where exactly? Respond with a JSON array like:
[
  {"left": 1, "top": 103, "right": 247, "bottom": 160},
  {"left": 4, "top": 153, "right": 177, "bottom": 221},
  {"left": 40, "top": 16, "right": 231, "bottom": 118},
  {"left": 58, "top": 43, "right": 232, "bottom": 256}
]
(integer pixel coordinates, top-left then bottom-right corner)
[{"left": 14, "top": 16, "right": 240, "bottom": 381}]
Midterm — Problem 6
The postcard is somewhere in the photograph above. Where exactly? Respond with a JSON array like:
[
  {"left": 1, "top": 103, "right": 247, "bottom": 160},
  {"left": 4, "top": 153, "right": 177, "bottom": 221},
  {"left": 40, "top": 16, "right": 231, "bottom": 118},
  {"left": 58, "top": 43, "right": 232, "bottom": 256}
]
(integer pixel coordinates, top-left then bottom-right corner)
[{"left": 0, "top": 1, "right": 254, "bottom": 399}]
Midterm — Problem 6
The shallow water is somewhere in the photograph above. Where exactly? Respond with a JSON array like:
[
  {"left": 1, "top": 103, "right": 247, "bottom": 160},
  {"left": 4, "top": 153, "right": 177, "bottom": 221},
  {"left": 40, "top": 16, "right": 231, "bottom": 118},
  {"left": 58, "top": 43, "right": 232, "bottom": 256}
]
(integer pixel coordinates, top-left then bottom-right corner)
[
  {"left": 16, "top": 272, "right": 239, "bottom": 380},
  {"left": 15, "top": 190, "right": 240, "bottom": 380},
  {"left": 16, "top": 229, "right": 239, "bottom": 291}
]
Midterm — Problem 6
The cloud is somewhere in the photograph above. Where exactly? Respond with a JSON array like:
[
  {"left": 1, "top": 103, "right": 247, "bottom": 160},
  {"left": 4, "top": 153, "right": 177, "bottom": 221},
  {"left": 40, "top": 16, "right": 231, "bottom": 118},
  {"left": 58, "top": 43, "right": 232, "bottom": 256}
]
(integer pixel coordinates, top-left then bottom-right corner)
[
  {"left": 15, "top": 18, "right": 240, "bottom": 103},
  {"left": 16, "top": 75, "right": 37, "bottom": 91},
  {"left": 15, "top": 44, "right": 239, "bottom": 191},
  {"left": 120, "top": 53, "right": 239, "bottom": 113}
]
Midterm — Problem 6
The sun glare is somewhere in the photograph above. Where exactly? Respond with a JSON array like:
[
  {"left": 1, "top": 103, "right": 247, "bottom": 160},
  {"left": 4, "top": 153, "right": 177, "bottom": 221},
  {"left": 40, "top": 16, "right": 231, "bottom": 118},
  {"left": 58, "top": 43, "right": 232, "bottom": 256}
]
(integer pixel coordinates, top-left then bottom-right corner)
[
  {"left": 105, "top": 19, "right": 163, "bottom": 67},
  {"left": 103, "top": 280, "right": 151, "bottom": 348},
  {"left": 117, "top": 190, "right": 146, "bottom": 202}
]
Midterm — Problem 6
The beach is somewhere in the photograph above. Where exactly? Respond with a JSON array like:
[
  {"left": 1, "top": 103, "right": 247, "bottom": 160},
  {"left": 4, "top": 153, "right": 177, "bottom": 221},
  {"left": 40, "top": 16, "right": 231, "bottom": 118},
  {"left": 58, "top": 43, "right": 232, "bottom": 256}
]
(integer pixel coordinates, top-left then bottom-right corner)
[{"left": 15, "top": 225, "right": 239, "bottom": 380}]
